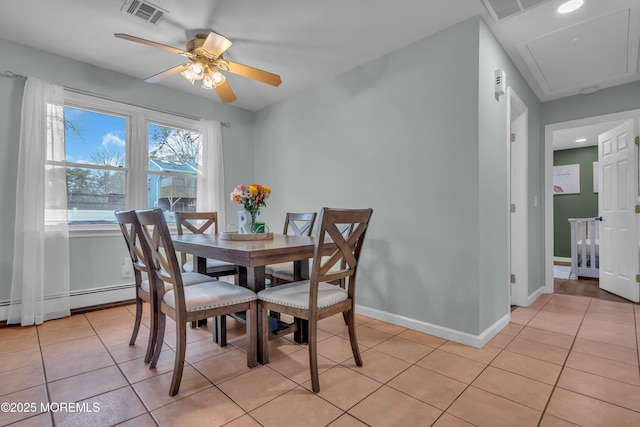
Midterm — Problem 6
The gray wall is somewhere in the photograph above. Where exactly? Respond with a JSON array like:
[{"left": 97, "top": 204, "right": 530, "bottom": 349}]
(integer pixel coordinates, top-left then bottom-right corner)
[
  {"left": 7, "top": 13, "right": 628, "bottom": 341},
  {"left": 477, "top": 20, "right": 544, "bottom": 327},
  {"left": 254, "top": 17, "right": 543, "bottom": 337},
  {"left": 0, "top": 37, "right": 255, "bottom": 302}
]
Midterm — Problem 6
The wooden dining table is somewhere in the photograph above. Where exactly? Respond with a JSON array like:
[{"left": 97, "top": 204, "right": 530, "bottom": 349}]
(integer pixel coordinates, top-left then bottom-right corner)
[
  {"left": 172, "top": 233, "right": 316, "bottom": 292},
  {"left": 172, "top": 233, "right": 319, "bottom": 361}
]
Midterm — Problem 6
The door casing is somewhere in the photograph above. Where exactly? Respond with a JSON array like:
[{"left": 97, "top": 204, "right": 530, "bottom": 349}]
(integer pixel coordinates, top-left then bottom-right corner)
[
  {"left": 544, "top": 109, "right": 640, "bottom": 295},
  {"left": 507, "top": 88, "right": 529, "bottom": 307}
]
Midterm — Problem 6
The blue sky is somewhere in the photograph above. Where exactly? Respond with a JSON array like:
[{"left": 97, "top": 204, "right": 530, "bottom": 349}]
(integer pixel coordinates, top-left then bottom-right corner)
[{"left": 64, "top": 106, "right": 126, "bottom": 165}]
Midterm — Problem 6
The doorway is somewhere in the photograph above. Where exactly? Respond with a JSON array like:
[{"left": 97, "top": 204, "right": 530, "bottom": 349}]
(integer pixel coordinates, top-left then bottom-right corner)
[{"left": 544, "top": 109, "right": 640, "bottom": 299}]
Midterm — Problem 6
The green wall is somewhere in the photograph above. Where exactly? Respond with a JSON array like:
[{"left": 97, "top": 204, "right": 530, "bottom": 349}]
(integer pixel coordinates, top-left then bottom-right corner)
[{"left": 553, "top": 146, "right": 599, "bottom": 257}]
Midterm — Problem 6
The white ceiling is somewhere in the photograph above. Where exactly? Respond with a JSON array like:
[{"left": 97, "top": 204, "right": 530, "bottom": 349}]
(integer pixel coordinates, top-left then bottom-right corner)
[
  {"left": 0, "top": 0, "right": 638, "bottom": 113},
  {"left": 552, "top": 120, "right": 625, "bottom": 150}
]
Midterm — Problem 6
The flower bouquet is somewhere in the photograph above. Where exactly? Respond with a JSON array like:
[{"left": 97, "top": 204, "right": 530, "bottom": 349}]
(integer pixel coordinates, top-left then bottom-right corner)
[{"left": 230, "top": 184, "right": 271, "bottom": 233}]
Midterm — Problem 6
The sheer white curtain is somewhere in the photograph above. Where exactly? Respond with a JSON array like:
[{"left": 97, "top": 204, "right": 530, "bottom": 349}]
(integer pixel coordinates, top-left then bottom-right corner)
[
  {"left": 196, "top": 120, "right": 226, "bottom": 225},
  {"left": 8, "top": 77, "right": 70, "bottom": 325}
]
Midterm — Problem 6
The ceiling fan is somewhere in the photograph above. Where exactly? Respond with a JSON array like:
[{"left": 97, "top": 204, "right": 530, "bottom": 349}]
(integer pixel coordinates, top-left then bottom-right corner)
[{"left": 114, "top": 31, "right": 281, "bottom": 103}]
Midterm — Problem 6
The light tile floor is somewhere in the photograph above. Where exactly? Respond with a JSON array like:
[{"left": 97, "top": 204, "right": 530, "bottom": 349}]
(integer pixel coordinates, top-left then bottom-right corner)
[{"left": 1, "top": 293, "right": 639, "bottom": 426}]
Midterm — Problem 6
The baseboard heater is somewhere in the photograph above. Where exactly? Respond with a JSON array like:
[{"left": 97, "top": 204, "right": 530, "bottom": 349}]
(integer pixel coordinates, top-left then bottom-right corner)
[{"left": 0, "top": 283, "right": 135, "bottom": 323}]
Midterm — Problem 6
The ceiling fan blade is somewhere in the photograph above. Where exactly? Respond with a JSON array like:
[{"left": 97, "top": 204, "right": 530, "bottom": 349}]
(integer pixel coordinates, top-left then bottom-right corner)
[
  {"left": 114, "top": 33, "right": 187, "bottom": 55},
  {"left": 145, "top": 63, "right": 190, "bottom": 83},
  {"left": 225, "top": 61, "right": 281, "bottom": 87},
  {"left": 202, "top": 31, "right": 233, "bottom": 58},
  {"left": 215, "top": 81, "right": 237, "bottom": 103}
]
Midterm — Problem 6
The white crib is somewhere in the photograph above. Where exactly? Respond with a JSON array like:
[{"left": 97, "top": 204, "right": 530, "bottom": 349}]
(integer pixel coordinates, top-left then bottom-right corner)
[{"left": 568, "top": 217, "right": 601, "bottom": 279}]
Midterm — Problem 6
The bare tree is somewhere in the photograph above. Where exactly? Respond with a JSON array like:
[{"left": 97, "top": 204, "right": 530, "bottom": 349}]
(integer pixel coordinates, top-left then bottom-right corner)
[{"left": 149, "top": 127, "right": 201, "bottom": 163}]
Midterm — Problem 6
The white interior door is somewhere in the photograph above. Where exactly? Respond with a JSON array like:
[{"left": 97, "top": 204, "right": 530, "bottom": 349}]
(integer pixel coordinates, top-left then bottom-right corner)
[{"left": 598, "top": 119, "right": 640, "bottom": 302}]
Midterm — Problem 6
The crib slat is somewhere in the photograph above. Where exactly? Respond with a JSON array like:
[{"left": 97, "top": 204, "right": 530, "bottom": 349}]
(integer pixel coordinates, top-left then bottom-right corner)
[{"left": 568, "top": 217, "right": 599, "bottom": 279}]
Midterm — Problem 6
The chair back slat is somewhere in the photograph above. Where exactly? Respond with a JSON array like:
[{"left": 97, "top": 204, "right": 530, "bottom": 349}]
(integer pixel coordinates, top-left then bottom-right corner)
[
  {"left": 175, "top": 212, "right": 219, "bottom": 235},
  {"left": 175, "top": 211, "right": 221, "bottom": 271},
  {"left": 284, "top": 212, "right": 317, "bottom": 236},
  {"left": 115, "top": 210, "right": 149, "bottom": 279},
  {"left": 310, "top": 208, "right": 373, "bottom": 306},
  {"left": 137, "top": 208, "right": 186, "bottom": 313}
]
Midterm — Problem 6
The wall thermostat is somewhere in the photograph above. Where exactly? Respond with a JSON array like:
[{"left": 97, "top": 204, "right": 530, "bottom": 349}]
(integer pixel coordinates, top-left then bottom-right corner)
[{"left": 495, "top": 69, "right": 505, "bottom": 96}]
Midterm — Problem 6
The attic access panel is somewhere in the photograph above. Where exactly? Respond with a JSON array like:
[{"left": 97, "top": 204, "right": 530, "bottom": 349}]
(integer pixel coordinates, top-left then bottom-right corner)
[
  {"left": 482, "top": 0, "right": 552, "bottom": 21},
  {"left": 517, "top": 9, "right": 631, "bottom": 94}
]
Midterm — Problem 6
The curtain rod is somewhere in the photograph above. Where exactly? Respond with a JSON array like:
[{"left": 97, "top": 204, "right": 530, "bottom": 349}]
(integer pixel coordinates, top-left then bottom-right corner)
[
  {"left": 2, "top": 70, "right": 231, "bottom": 128},
  {"left": 2, "top": 71, "right": 27, "bottom": 79}
]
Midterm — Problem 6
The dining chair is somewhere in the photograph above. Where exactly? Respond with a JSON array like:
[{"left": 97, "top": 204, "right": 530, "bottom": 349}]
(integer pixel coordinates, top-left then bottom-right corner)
[
  {"left": 266, "top": 212, "right": 317, "bottom": 287},
  {"left": 175, "top": 211, "right": 238, "bottom": 279},
  {"left": 257, "top": 207, "right": 373, "bottom": 392},
  {"left": 136, "top": 208, "right": 258, "bottom": 396},
  {"left": 115, "top": 210, "right": 214, "bottom": 364},
  {"left": 176, "top": 211, "right": 242, "bottom": 343}
]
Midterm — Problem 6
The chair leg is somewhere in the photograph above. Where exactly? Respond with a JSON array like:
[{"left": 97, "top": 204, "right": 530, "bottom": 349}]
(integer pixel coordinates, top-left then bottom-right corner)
[
  {"left": 219, "top": 315, "right": 227, "bottom": 346},
  {"left": 308, "top": 317, "right": 320, "bottom": 392},
  {"left": 129, "top": 296, "right": 143, "bottom": 346},
  {"left": 169, "top": 320, "right": 188, "bottom": 396},
  {"left": 346, "top": 309, "right": 362, "bottom": 366},
  {"left": 247, "top": 302, "right": 258, "bottom": 368},
  {"left": 214, "top": 316, "right": 228, "bottom": 346},
  {"left": 150, "top": 311, "right": 166, "bottom": 368},
  {"left": 259, "top": 302, "right": 270, "bottom": 364},
  {"left": 143, "top": 299, "right": 157, "bottom": 364}
]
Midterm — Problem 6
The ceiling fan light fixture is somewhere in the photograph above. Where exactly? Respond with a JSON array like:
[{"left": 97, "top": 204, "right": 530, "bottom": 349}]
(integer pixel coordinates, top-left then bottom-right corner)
[
  {"left": 201, "top": 68, "right": 225, "bottom": 89},
  {"left": 557, "top": 0, "right": 583, "bottom": 14},
  {"left": 180, "top": 69, "right": 196, "bottom": 84},
  {"left": 212, "top": 70, "right": 226, "bottom": 87},
  {"left": 188, "top": 62, "right": 204, "bottom": 80}
]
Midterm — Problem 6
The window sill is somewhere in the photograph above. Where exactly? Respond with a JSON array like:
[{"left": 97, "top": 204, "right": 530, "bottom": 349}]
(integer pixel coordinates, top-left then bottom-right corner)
[
  {"left": 69, "top": 223, "right": 178, "bottom": 238},
  {"left": 69, "top": 224, "right": 121, "bottom": 238}
]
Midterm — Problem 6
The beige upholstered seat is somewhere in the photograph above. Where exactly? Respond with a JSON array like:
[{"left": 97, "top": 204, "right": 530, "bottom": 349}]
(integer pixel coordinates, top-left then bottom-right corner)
[
  {"left": 115, "top": 210, "right": 212, "bottom": 364},
  {"left": 257, "top": 207, "right": 373, "bottom": 392},
  {"left": 136, "top": 208, "right": 257, "bottom": 396},
  {"left": 265, "top": 212, "right": 317, "bottom": 287}
]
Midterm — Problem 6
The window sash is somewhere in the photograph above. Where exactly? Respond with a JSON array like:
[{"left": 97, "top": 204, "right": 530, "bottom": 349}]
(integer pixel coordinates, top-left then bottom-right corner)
[{"left": 61, "top": 91, "right": 209, "bottom": 228}]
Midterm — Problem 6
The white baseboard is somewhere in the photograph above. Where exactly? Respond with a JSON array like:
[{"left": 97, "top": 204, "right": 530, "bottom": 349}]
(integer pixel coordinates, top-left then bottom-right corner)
[
  {"left": 554, "top": 256, "right": 571, "bottom": 263},
  {"left": 355, "top": 304, "right": 510, "bottom": 348},
  {"left": 527, "top": 285, "right": 548, "bottom": 305},
  {"left": 3, "top": 285, "right": 510, "bottom": 349},
  {"left": 0, "top": 283, "right": 135, "bottom": 322}
]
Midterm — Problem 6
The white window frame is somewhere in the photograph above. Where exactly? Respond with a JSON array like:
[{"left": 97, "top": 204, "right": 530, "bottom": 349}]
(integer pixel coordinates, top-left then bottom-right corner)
[{"left": 63, "top": 91, "right": 208, "bottom": 237}]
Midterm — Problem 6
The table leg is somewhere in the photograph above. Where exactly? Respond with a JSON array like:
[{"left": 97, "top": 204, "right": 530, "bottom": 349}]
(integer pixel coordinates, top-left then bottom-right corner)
[
  {"left": 293, "top": 259, "right": 309, "bottom": 344},
  {"left": 195, "top": 255, "right": 209, "bottom": 327},
  {"left": 238, "top": 266, "right": 270, "bottom": 363}
]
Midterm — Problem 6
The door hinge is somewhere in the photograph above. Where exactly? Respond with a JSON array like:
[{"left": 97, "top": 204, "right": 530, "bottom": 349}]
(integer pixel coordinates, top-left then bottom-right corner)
[
  {"left": 636, "top": 205, "right": 640, "bottom": 214},
  {"left": 510, "top": 203, "right": 516, "bottom": 213},
  {"left": 510, "top": 274, "right": 516, "bottom": 283},
  {"left": 636, "top": 274, "right": 640, "bottom": 283},
  {"left": 510, "top": 133, "right": 516, "bottom": 143},
  {"left": 635, "top": 136, "right": 639, "bottom": 145}
]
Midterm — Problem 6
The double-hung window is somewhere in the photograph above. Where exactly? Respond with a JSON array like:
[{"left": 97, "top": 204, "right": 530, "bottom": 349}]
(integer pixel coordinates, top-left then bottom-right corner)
[{"left": 56, "top": 91, "right": 215, "bottom": 229}]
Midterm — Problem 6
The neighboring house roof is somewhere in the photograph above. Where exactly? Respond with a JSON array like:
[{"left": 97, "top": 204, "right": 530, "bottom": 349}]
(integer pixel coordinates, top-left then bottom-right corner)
[{"left": 148, "top": 159, "right": 198, "bottom": 174}]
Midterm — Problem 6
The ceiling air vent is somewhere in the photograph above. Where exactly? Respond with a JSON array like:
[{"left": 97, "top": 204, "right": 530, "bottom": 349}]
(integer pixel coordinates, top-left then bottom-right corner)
[
  {"left": 121, "top": 0, "right": 167, "bottom": 25},
  {"left": 482, "top": 0, "right": 552, "bottom": 21}
]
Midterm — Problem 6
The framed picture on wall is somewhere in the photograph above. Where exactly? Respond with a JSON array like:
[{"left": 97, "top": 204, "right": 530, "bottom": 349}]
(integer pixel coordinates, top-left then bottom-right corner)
[
  {"left": 593, "top": 162, "right": 599, "bottom": 193},
  {"left": 553, "top": 164, "right": 580, "bottom": 195}
]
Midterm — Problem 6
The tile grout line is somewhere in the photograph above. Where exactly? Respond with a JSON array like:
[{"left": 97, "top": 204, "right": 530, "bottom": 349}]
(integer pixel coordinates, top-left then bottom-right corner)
[
  {"left": 37, "top": 320, "right": 56, "bottom": 427},
  {"left": 534, "top": 295, "right": 590, "bottom": 427}
]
